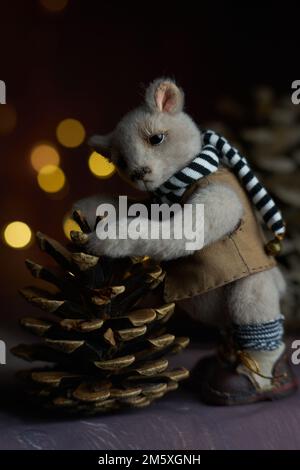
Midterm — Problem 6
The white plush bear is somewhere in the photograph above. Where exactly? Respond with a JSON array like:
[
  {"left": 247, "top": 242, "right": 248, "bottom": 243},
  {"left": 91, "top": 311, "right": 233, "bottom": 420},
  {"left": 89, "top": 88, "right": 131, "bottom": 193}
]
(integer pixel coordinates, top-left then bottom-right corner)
[{"left": 72, "top": 78, "right": 297, "bottom": 405}]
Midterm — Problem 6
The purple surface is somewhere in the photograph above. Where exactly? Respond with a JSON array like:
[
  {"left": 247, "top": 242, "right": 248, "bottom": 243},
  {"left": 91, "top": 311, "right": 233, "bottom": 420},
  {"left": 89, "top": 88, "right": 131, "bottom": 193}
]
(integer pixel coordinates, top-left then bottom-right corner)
[{"left": 1, "top": 324, "right": 300, "bottom": 451}]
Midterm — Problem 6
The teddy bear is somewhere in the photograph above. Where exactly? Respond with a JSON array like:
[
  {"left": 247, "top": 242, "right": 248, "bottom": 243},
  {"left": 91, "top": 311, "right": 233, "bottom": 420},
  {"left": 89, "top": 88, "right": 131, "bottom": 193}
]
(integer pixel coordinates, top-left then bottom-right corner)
[{"left": 71, "top": 78, "right": 297, "bottom": 405}]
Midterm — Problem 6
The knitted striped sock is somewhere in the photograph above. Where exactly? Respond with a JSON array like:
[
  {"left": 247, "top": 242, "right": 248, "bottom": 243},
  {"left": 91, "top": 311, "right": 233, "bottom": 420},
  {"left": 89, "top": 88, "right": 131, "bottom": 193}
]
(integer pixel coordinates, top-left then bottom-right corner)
[{"left": 232, "top": 316, "right": 284, "bottom": 351}]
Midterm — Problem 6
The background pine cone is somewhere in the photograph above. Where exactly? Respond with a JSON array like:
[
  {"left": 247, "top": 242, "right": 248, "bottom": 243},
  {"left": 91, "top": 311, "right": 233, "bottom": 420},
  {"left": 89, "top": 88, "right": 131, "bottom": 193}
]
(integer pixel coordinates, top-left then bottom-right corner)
[
  {"left": 210, "top": 89, "right": 300, "bottom": 329},
  {"left": 11, "top": 211, "right": 189, "bottom": 415}
]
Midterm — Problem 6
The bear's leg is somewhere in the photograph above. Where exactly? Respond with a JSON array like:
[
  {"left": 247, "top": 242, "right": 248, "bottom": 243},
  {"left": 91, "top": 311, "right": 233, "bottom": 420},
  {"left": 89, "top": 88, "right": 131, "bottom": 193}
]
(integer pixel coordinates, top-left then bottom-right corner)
[{"left": 196, "top": 269, "right": 297, "bottom": 405}]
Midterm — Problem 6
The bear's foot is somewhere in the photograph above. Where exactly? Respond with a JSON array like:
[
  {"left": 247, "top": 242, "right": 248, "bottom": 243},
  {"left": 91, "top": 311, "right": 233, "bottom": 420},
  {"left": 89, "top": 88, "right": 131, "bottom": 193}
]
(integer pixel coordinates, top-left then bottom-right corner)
[{"left": 192, "top": 345, "right": 298, "bottom": 406}]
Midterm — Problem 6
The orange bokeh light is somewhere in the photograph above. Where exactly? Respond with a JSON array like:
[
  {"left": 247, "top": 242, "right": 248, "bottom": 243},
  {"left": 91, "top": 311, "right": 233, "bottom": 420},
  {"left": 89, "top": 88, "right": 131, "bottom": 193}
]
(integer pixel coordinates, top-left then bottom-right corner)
[
  {"left": 30, "top": 144, "right": 60, "bottom": 172},
  {"left": 40, "top": 0, "right": 69, "bottom": 12},
  {"left": 0, "top": 104, "right": 17, "bottom": 135}
]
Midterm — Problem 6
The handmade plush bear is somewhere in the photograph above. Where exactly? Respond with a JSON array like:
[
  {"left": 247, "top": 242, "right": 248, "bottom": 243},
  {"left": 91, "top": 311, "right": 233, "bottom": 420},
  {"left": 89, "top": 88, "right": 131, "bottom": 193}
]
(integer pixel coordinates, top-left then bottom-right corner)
[{"left": 72, "top": 78, "right": 297, "bottom": 405}]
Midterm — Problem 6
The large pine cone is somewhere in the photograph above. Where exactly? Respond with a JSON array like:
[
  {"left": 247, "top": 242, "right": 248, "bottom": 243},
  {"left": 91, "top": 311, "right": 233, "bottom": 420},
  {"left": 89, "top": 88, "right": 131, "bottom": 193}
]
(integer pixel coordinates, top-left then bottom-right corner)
[{"left": 12, "top": 211, "right": 189, "bottom": 415}]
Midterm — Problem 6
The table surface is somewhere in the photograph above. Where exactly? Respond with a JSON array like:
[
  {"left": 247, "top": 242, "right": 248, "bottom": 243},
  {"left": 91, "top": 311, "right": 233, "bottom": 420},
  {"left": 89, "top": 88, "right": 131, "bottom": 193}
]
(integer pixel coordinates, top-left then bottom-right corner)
[{"left": 1, "top": 322, "right": 300, "bottom": 451}]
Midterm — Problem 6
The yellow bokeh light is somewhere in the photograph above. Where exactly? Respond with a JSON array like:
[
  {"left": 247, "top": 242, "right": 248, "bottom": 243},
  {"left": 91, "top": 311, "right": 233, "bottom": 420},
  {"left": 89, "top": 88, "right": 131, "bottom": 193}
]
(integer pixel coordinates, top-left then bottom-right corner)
[
  {"left": 3, "top": 221, "right": 32, "bottom": 249},
  {"left": 56, "top": 118, "right": 86, "bottom": 148},
  {"left": 0, "top": 104, "right": 17, "bottom": 135},
  {"left": 37, "top": 165, "right": 66, "bottom": 193},
  {"left": 88, "top": 151, "right": 116, "bottom": 178},
  {"left": 30, "top": 144, "right": 60, "bottom": 171},
  {"left": 40, "top": 0, "right": 69, "bottom": 12},
  {"left": 63, "top": 217, "right": 80, "bottom": 240}
]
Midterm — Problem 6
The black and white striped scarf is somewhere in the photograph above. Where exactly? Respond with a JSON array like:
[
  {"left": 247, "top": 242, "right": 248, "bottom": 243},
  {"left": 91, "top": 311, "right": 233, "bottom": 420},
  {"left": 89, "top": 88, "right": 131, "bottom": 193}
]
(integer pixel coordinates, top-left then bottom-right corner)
[{"left": 154, "top": 129, "right": 285, "bottom": 240}]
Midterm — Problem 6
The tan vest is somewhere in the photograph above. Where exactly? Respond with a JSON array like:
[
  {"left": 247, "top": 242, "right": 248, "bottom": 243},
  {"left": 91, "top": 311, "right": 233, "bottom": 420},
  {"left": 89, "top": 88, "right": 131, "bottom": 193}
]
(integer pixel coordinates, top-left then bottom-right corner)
[{"left": 163, "top": 168, "right": 276, "bottom": 302}]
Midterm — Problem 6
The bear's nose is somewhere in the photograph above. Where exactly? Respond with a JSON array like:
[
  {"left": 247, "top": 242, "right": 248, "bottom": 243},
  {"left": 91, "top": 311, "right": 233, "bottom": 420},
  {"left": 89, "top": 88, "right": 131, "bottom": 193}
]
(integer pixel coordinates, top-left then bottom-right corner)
[{"left": 130, "top": 166, "right": 151, "bottom": 181}]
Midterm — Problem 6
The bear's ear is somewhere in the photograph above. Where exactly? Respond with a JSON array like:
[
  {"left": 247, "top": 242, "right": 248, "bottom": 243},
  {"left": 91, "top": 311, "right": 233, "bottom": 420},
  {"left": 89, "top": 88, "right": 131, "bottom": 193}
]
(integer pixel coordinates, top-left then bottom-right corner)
[
  {"left": 88, "top": 133, "right": 113, "bottom": 158},
  {"left": 145, "top": 78, "right": 184, "bottom": 114}
]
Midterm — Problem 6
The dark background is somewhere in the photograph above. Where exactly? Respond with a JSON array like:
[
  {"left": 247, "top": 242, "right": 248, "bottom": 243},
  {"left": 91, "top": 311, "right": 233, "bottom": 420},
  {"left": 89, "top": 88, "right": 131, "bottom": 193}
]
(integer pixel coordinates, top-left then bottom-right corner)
[{"left": 0, "top": 0, "right": 298, "bottom": 300}]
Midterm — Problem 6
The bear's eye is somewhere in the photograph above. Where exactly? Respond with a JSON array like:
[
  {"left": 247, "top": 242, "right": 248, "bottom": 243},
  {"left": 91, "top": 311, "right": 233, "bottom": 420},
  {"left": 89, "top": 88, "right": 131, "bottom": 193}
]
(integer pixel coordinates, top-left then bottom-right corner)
[{"left": 149, "top": 133, "right": 165, "bottom": 146}]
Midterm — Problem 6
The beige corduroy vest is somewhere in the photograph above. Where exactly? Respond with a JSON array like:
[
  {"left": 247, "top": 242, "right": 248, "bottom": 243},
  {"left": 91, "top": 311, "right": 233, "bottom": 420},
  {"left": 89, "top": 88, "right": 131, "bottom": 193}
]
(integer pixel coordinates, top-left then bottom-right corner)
[{"left": 163, "top": 168, "right": 276, "bottom": 302}]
